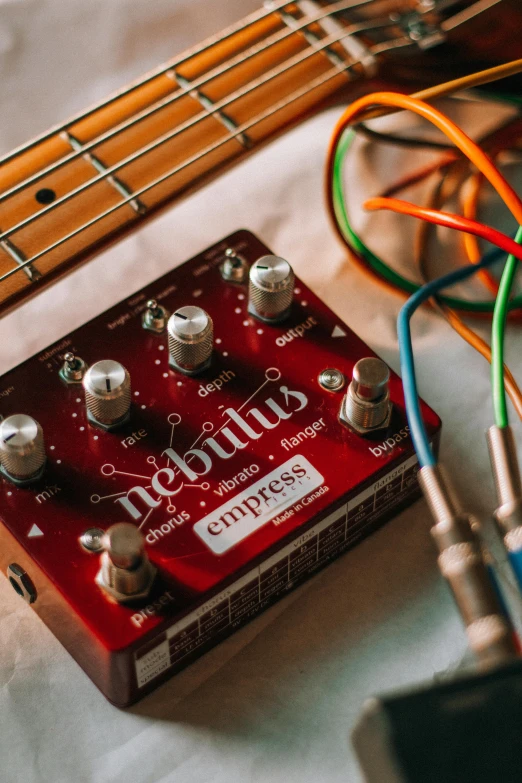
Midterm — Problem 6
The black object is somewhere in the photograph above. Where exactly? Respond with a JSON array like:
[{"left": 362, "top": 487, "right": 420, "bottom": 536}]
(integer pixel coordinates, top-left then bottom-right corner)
[{"left": 352, "top": 659, "right": 522, "bottom": 783}]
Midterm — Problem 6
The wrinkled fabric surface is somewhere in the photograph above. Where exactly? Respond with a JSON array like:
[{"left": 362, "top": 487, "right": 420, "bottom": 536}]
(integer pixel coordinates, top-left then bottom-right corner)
[{"left": 1, "top": 2, "right": 522, "bottom": 782}]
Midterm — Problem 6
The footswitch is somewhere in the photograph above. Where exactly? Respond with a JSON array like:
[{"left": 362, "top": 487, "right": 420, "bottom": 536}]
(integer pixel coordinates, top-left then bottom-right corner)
[{"left": 0, "top": 231, "right": 440, "bottom": 706}]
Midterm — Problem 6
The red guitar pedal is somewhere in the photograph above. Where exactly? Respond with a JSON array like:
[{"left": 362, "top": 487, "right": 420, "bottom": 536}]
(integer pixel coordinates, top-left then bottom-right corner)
[{"left": 0, "top": 230, "right": 440, "bottom": 706}]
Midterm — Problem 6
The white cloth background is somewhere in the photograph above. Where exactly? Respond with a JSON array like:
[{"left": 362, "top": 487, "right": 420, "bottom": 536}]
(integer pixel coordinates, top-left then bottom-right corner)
[{"left": 1, "top": 2, "right": 521, "bottom": 782}]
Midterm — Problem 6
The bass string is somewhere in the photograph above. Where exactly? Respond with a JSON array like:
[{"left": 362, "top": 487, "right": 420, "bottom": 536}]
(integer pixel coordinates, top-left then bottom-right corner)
[
  {"left": 0, "top": 0, "right": 378, "bottom": 207},
  {"left": 0, "top": 21, "right": 401, "bottom": 249},
  {"left": 0, "top": 63, "right": 372, "bottom": 284},
  {"left": 0, "top": 0, "right": 497, "bottom": 284}
]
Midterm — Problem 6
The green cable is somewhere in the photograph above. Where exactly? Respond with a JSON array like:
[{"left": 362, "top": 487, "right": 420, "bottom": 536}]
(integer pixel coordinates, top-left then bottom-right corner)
[
  {"left": 492, "top": 225, "right": 522, "bottom": 427},
  {"left": 332, "top": 128, "right": 522, "bottom": 314}
]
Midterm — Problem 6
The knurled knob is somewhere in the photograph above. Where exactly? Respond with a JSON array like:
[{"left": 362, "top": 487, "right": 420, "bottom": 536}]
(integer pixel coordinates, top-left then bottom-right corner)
[
  {"left": 248, "top": 255, "right": 294, "bottom": 322},
  {"left": 83, "top": 360, "right": 131, "bottom": 429},
  {"left": 0, "top": 414, "right": 46, "bottom": 483},
  {"left": 341, "top": 357, "right": 392, "bottom": 432},
  {"left": 96, "top": 523, "right": 156, "bottom": 602},
  {"left": 167, "top": 306, "right": 213, "bottom": 375}
]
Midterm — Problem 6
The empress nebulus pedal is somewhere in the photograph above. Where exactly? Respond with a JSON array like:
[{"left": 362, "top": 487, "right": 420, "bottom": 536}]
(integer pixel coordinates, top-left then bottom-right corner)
[{"left": 0, "top": 231, "right": 440, "bottom": 705}]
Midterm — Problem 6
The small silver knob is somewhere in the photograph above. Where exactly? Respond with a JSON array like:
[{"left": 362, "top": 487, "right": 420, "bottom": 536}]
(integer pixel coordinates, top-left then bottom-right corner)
[
  {"left": 60, "top": 352, "right": 87, "bottom": 384},
  {"left": 220, "top": 248, "right": 248, "bottom": 283},
  {"left": 83, "top": 360, "right": 131, "bottom": 429},
  {"left": 0, "top": 414, "right": 46, "bottom": 483},
  {"left": 248, "top": 255, "right": 294, "bottom": 322},
  {"left": 340, "top": 358, "right": 392, "bottom": 434},
  {"left": 168, "top": 306, "right": 213, "bottom": 375},
  {"left": 142, "top": 299, "right": 169, "bottom": 334},
  {"left": 96, "top": 523, "right": 156, "bottom": 603}
]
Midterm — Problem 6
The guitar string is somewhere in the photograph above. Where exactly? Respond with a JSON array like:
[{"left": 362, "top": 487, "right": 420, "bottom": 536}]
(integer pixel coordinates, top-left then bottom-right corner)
[
  {"left": 0, "top": 23, "right": 407, "bottom": 247},
  {"left": 0, "top": 0, "right": 378, "bottom": 206},
  {"left": 0, "top": 0, "right": 481, "bottom": 209},
  {"left": 0, "top": 0, "right": 295, "bottom": 167},
  {"left": 0, "top": 57, "right": 394, "bottom": 284},
  {"left": 0, "top": 0, "right": 501, "bottom": 285}
]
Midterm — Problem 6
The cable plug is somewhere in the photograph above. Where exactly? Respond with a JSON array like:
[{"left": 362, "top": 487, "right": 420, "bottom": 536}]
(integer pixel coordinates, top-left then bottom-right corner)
[
  {"left": 418, "top": 464, "right": 517, "bottom": 669},
  {"left": 487, "top": 425, "right": 522, "bottom": 590}
]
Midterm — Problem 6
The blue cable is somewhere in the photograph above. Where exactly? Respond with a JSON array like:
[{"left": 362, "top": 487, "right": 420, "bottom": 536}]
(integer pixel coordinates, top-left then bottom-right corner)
[{"left": 398, "top": 244, "right": 509, "bottom": 468}]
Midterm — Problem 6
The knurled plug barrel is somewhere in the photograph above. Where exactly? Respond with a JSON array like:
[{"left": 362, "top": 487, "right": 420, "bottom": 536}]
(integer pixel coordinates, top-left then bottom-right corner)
[
  {"left": 486, "top": 425, "right": 522, "bottom": 587},
  {"left": 419, "top": 464, "right": 517, "bottom": 669}
]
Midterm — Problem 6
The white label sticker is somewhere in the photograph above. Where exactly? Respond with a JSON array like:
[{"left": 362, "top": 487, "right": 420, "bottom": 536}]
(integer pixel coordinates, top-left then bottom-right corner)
[{"left": 193, "top": 455, "right": 324, "bottom": 555}]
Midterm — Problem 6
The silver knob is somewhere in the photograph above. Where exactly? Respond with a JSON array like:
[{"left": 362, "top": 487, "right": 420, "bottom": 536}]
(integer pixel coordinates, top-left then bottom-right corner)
[
  {"left": 142, "top": 299, "right": 169, "bottom": 334},
  {"left": 248, "top": 255, "right": 294, "bottom": 322},
  {"left": 83, "top": 360, "right": 131, "bottom": 429},
  {"left": 340, "top": 358, "right": 393, "bottom": 434},
  {"left": 96, "top": 523, "right": 156, "bottom": 603},
  {"left": 0, "top": 414, "right": 46, "bottom": 483},
  {"left": 220, "top": 248, "right": 248, "bottom": 283},
  {"left": 168, "top": 306, "right": 213, "bottom": 375}
]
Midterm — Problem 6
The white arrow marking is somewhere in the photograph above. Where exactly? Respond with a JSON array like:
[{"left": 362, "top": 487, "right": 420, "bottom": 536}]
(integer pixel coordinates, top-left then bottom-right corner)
[
  {"left": 332, "top": 325, "right": 347, "bottom": 338},
  {"left": 28, "top": 524, "right": 44, "bottom": 538}
]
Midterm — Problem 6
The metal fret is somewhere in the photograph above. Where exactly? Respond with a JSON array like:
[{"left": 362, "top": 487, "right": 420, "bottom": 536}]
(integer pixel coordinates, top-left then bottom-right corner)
[
  {"left": 0, "top": 31, "right": 417, "bottom": 285},
  {"left": 0, "top": 0, "right": 499, "bottom": 293},
  {"left": 62, "top": 131, "right": 147, "bottom": 215},
  {"left": 270, "top": 0, "right": 377, "bottom": 76},
  {"left": 0, "top": 237, "right": 41, "bottom": 282},
  {"left": 0, "top": 0, "right": 294, "bottom": 168},
  {"left": 0, "top": 20, "right": 396, "bottom": 248},
  {"left": 167, "top": 70, "right": 253, "bottom": 149},
  {"left": 0, "top": 0, "right": 375, "bottom": 208}
]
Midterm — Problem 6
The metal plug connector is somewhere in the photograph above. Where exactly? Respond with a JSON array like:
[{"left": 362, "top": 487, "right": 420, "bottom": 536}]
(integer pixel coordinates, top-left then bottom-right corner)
[
  {"left": 96, "top": 523, "right": 156, "bottom": 603},
  {"left": 419, "top": 464, "right": 517, "bottom": 669},
  {"left": 487, "top": 425, "right": 522, "bottom": 586}
]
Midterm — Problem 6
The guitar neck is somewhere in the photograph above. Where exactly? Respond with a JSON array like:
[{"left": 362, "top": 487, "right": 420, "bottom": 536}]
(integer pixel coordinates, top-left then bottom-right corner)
[{"left": 0, "top": 0, "right": 514, "bottom": 315}]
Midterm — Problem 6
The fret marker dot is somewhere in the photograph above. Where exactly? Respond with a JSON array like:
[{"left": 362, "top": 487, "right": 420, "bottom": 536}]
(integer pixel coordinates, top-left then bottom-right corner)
[
  {"left": 50, "top": 445, "right": 55, "bottom": 450},
  {"left": 35, "top": 188, "right": 56, "bottom": 205},
  {"left": 134, "top": 391, "right": 140, "bottom": 396},
  {"left": 216, "top": 338, "right": 222, "bottom": 344},
  {"left": 57, "top": 460, "right": 61, "bottom": 465},
  {"left": 76, "top": 398, "right": 81, "bottom": 403},
  {"left": 141, "top": 404, "right": 146, "bottom": 409},
  {"left": 93, "top": 435, "right": 99, "bottom": 440},
  {"left": 80, "top": 427, "right": 85, "bottom": 431},
  {"left": 155, "top": 359, "right": 161, "bottom": 365},
  {"left": 238, "top": 293, "right": 245, "bottom": 300},
  {"left": 200, "top": 501, "right": 206, "bottom": 507},
  {"left": 223, "top": 351, "right": 228, "bottom": 357},
  {"left": 162, "top": 372, "right": 168, "bottom": 378},
  {"left": 257, "top": 329, "right": 263, "bottom": 335},
  {"left": 72, "top": 413, "right": 77, "bottom": 418},
  {"left": 269, "top": 455, "right": 274, "bottom": 460},
  {"left": 235, "top": 307, "right": 241, "bottom": 314},
  {"left": 158, "top": 345, "right": 165, "bottom": 351},
  {"left": 243, "top": 320, "right": 249, "bottom": 327},
  {"left": 7, "top": 491, "right": 12, "bottom": 496},
  {"left": 301, "top": 300, "right": 308, "bottom": 307}
]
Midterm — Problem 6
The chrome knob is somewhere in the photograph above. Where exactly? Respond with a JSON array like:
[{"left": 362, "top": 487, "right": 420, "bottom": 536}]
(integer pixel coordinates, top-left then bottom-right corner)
[
  {"left": 96, "top": 523, "right": 156, "bottom": 603},
  {"left": 83, "top": 360, "right": 131, "bottom": 429},
  {"left": 248, "top": 255, "right": 294, "bottom": 322},
  {"left": 340, "top": 357, "right": 393, "bottom": 434},
  {"left": 167, "top": 305, "right": 213, "bottom": 375},
  {"left": 0, "top": 414, "right": 46, "bottom": 483}
]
